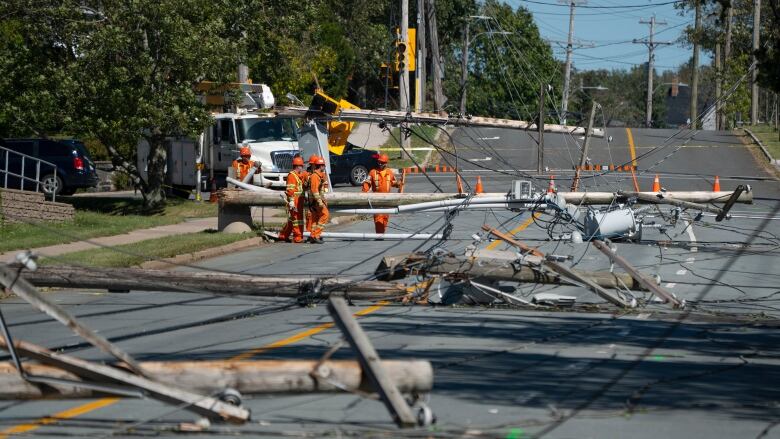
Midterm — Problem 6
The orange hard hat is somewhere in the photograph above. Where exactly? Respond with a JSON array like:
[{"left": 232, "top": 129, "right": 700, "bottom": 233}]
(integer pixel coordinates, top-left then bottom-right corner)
[
  {"left": 239, "top": 146, "right": 251, "bottom": 157},
  {"left": 377, "top": 153, "right": 389, "bottom": 163},
  {"left": 314, "top": 156, "right": 326, "bottom": 165},
  {"left": 309, "top": 155, "right": 320, "bottom": 164},
  {"left": 292, "top": 156, "right": 304, "bottom": 166}
]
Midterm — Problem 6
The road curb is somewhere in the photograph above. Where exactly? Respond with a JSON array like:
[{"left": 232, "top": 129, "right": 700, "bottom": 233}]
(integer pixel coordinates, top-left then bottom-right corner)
[
  {"left": 139, "top": 236, "right": 266, "bottom": 269},
  {"left": 743, "top": 128, "right": 777, "bottom": 165}
]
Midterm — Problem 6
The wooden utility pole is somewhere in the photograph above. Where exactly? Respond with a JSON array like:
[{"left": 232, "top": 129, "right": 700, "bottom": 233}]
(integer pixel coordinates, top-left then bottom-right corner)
[
  {"left": 559, "top": 0, "right": 585, "bottom": 125},
  {"left": 538, "top": 83, "right": 545, "bottom": 173},
  {"left": 400, "top": 0, "right": 410, "bottom": 113},
  {"left": 634, "top": 15, "right": 671, "bottom": 128},
  {"left": 459, "top": 20, "right": 470, "bottom": 115},
  {"left": 327, "top": 298, "right": 418, "bottom": 428},
  {"left": 571, "top": 101, "right": 597, "bottom": 191},
  {"left": 426, "top": 0, "right": 447, "bottom": 112},
  {"left": 715, "top": 42, "right": 722, "bottom": 130},
  {"left": 416, "top": 0, "right": 426, "bottom": 112},
  {"left": 690, "top": 0, "right": 701, "bottom": 129},
  {"left": 751, "top": 0, "right": 761, "bottom": 125}
]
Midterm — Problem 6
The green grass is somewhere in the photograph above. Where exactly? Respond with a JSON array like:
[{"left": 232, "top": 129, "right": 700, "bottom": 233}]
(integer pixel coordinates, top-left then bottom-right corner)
[
  {"left": 746, "top": 124, "right": 780, "bottom": 159},
  {"left": 40, "top": 231, "right": 251, "bottom": 268},
  {"left": 0, "top": 197, "right": 217, "bottom": 253},
  {"left": 381, "top": 125, "right": 440, "bottom": 169}
]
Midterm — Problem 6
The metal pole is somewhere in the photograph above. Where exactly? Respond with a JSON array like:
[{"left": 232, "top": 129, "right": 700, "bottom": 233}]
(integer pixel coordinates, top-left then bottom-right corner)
[
  {"left": 400, "top": 0, "right": 410, "bottom": 113},
  {"left": 538, "top": 83, "right": 545, "bottom": 173},
  {"left": 20, "top": 156, "right": 24, "bottom": 191},
  {"left": 722, "top": 3, "right": 733, "bottom": 129},
  {"left": 417, "top": 0, "right": 426, "bottom": 112},
  {"left": 459, "top": 21, "right": 470, "bottom": 115},
  {"left": 751, "top": 0, "right": 761, "bottom": 125}
]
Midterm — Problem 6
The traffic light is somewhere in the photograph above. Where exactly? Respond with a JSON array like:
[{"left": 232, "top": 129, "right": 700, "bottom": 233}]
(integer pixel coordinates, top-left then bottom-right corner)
[{"left": 394, "top": 28, "right": 416, "bottom": 72}]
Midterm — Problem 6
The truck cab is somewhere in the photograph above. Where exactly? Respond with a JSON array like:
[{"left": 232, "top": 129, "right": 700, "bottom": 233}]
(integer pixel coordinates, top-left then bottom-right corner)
[{"left": 214, "top": 113, "right": 299, "bottom": 189}]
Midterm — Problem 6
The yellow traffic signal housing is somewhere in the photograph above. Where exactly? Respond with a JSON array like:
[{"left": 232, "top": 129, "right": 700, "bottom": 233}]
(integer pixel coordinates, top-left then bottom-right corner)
[
  {"left": 310, "top": 89, "right": 360, "bottom": 156},
  {"left": 395, "top": 28, "right": 416, "bottom": 72}
]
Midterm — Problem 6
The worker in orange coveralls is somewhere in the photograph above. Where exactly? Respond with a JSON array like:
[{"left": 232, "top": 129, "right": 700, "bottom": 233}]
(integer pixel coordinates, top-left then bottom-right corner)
[
  {"left": 307, "top": 155, "right": 329, "bottom": 244},
  {"left": 361, "top": 153, "right": 400, "bottom": 234},
  {"left": 277, "top": 155, "right": 307, "bottom": 243},
  {"left": 231, "top": 147, "right": 257, "bottom": 181}
]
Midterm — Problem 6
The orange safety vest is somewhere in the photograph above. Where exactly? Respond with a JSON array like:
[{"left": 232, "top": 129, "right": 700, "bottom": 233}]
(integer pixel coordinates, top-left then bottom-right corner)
[
  {"left": 232, "top": 159, "right": 255, "bottom": 181},
  {"left": 309, "top": 170, "right": 329, "bottom": 205},
  {"left": 363, "top": 168, "right": 396, "bottom": 193},
  {"left": 285, "top": 170, "right": 305, "bottom": 201}
]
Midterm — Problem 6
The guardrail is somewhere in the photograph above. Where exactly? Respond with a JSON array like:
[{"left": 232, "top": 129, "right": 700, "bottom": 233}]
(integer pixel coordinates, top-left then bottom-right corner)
[{"left": 0, "top": 145, "right": 59, "bottom": 202}]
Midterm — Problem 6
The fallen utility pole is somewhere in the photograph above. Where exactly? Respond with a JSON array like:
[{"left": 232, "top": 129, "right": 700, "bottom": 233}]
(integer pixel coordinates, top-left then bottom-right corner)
[
  {"left": 591, "top": 239, "right": 684, "bottom": 308},
  {"left": 221, "top": 189, "right": 753, "bottom": 209},
  {"left": 0, "top": 349, "right": 432, "bottom": 399},
  {"left": 619, "top": 191, "right": 726, "bottom": 218},
  {"left": 377, "top": 254, "right": 646, "bottom": 291},
  {"left": 327, "top": 297, "right": 418, "bottom": 428},
  {"left": 0, "top": 339, "right": 249, "bottom": 423},
  {"left": 274, "top": 106, "right": 605, "bottom": 137},
  {"left": 482, "top": 225, "right": 636, "bottom": 308},
  {"left": 0, "top": 265, "right": 146, "bottom": 376},
  {"left": 13, "top": 265, "right": 406, "bottom": 299}
]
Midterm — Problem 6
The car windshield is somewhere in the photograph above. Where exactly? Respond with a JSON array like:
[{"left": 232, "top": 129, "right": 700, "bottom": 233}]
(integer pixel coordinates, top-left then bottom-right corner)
[{"left": 236, "top": 117, "right": 298, "bottom": 142}]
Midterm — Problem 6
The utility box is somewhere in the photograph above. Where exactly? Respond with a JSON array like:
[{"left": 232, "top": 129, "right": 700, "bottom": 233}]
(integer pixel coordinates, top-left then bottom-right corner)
[{"left": 511, "top": 180, "right": 532, "bottom": 200}]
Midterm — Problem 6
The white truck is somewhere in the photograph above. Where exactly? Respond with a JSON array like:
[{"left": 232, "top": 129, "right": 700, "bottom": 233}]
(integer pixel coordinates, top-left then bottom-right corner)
[{"left": 137, "top": 83, "right": 300, "bottom": 194}]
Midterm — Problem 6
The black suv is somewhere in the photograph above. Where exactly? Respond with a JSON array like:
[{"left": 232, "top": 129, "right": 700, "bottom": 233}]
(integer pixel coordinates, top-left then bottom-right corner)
[
  {"left": 0, "top": 138, "right": 99, "bottom": 196},
  {"left": 329, "top": 142, "right": 381, "bottom": 186}
]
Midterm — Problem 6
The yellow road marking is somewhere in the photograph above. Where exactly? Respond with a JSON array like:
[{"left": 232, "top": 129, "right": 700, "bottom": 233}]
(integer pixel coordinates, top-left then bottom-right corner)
[
  {"left": 0, "top": 398, "right": 120, "bottom": 438},
  {"left": 230, "top": 301, "right": 389, "bottom": 361},
  {"left": 625, "top": 127, "right": 637, "bottom": 166},
  {"left": 625, "top": 127, "right": 641, "bottom": 191},
  {"left": 485, "top": 213, "right": 539, "bottom": 250},
  {"left": 2, "top": 301, "right": 390, "bottom": 436}
]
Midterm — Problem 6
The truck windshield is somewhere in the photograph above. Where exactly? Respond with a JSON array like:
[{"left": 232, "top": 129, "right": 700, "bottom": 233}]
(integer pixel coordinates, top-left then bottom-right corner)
[{"left": 236, "top": 118, "right": 298, "bottom": 142}]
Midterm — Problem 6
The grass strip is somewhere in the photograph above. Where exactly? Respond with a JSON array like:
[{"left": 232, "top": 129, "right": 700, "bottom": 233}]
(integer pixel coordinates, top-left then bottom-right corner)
[{"left": 1, "top": 198, "right": 216, "bottom": 253}]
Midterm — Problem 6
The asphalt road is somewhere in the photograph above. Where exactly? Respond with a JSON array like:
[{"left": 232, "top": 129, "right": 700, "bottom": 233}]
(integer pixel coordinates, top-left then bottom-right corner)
[{"left": 1, "top": 127, "right": 780, "bottom": 438}]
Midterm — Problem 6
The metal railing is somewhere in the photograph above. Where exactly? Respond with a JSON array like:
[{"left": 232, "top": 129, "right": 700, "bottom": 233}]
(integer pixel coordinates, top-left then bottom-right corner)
[{"left": 1, "top": 145, "right": 59, "bottom": 202}]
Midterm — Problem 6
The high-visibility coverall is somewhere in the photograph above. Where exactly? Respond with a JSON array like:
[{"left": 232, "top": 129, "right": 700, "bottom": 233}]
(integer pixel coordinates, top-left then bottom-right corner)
[
  {"left": 362, "top": 168, "right": 399, "bottom": 233},
  {"left": 278, "top": 171, "right": 306, "bottom": 243},
  {"left": 232, "top": 159, "right": 256, "bottom": 182},
  {"left": 307, "top": 169, "right": 330, "bottom": 239}
]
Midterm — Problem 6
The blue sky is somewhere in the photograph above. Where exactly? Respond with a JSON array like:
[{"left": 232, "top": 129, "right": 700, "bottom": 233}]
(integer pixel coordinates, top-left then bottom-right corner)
[{"left": 502, "top": 0, "right": 710, "bottom": 72}]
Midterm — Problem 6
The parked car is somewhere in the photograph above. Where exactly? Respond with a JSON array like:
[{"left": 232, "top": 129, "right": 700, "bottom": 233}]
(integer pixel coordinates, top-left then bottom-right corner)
[
  {"left": 0, "top": 138, "right": 99, "bottom": 196},
  {"left": 329, "top": 142, "right": 381, "bottom": 186}
]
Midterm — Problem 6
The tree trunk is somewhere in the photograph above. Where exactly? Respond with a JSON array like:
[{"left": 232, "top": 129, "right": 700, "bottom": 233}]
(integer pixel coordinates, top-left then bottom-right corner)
[{"left": 144, "top": 131, "right": 167, "bottom": 210}]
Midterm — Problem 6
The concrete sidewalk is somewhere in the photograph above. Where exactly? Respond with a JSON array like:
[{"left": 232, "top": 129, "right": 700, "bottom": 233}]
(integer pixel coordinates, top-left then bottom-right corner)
[{"left": 0, "top": 217, "right": 218, "bottom": 262}]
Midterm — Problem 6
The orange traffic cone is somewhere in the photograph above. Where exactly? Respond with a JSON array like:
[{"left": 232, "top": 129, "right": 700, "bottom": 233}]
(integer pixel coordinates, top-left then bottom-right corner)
[
  {"left": 652, "top": 174, "right": 661, "bottom": 192},
  {"left": 712, "top": 175, "right": 721, "bottom": 192},
  {"left": 475, "top": 176, "right": 484, "bottom": 194},
  {"left": 456, "top": 174, "right": 464, "bottom": 194},
  {"left": 547, "top": 175, "right": 556, "bottom": 193}
]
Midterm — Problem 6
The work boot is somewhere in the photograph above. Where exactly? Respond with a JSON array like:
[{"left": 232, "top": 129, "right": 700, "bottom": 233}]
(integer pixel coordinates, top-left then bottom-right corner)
[{"left": 309, "top": 237, "right": 324, "bottom": 244}]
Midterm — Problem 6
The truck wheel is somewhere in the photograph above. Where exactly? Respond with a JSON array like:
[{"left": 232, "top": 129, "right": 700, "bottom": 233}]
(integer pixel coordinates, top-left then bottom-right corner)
[{"left": 349, "top": 165, "right": 368, "bottom": 186}]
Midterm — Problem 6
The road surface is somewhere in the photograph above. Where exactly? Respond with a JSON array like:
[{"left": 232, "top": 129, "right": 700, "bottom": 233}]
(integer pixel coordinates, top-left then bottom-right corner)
[{"left": 1, "top": 127, "right": 779, "bottom": 438}]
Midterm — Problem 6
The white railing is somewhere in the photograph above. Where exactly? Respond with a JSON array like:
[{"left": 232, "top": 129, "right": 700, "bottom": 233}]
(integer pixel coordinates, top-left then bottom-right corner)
[{"left": 0, "top": 145, "right": 59, "bottom": 202}]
